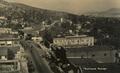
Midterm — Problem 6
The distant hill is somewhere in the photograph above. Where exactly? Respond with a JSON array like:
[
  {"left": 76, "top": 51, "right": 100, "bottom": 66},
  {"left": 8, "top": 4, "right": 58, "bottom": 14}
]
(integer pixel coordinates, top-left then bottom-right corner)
[
  {"left": 85, "top": 8, "right": 120, "bottom": 17},
  {"left": 0, "top": 0, "right": 78, "bottom": 26}
]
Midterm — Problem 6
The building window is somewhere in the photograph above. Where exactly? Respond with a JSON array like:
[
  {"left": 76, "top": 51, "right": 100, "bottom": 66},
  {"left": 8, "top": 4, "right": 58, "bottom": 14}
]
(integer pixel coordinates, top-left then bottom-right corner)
[
  {"left": 104, "top": 53, "right": 107, "bottom": 56},
  {"left": 92, "top": 54, "right": 95, "bottom": 57},
  {"left": 81, "top": 55, "right": 84, "bottom": 58},
  {"left": 7, "top": 44, "right": 11, "bottom": 46},
  {"left": 0, "top": 44, "right": 5, "bottom": 46},
  {"left": 14, "top": 41, "right": 18, "bottom": 44}
]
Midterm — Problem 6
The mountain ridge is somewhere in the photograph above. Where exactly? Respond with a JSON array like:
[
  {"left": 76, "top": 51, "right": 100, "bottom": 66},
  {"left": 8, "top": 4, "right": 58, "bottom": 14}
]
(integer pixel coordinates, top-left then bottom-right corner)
[
  {"left": 85, "top": 8, "right": 120, "bottom": 17},
  {"left": 0, "top": 0, "right": 79, "bottom": 26}
]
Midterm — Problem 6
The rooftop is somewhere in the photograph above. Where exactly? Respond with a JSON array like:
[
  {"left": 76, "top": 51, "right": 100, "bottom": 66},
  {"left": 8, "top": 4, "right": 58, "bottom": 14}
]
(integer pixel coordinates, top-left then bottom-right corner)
[
  {"left": 0, "top": 34, "right": 19, "bottom": 41},
  {"left": 66, "top": 45, "right": 115, "bottom": 52},
  {"left": 0, "top": 16, "right": 7, "bottom": 20},
  {"left": 65, "top": 35, "right": 88, "bottom": 38},
  {"left": 0, "top": 60, "right": 20, "bottom": 73},
  {"left": 68, "top": 58, "right": 97, "bottom": 65},
  {"left": 54, "top": 35, "right": 93, "bottom": 39}
]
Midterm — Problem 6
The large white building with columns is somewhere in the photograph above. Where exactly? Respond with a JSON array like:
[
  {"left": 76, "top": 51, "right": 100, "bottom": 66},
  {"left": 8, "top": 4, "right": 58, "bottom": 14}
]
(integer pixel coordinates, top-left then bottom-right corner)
[{"left": 53, "top": 35, "right": 94, "bottom": 48}]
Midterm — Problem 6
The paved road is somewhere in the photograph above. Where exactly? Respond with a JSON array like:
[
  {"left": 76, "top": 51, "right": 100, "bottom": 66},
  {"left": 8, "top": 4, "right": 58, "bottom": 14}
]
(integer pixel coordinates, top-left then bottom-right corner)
[
  {"left": 25, "top": 47, "right": 39, "bottom": 73},
  {"left": 22, "top": 41, "right": 53, "bottom": 73}
]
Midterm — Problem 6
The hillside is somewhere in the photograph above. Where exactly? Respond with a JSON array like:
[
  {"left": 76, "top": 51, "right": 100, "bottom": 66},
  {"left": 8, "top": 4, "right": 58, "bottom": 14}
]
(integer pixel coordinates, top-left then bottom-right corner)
[
  {"left": 0, "top": 0, "right": 78, "bottom": 26},
  {"left": 85, "top": 8, "right": 120, "bottom": 17}
]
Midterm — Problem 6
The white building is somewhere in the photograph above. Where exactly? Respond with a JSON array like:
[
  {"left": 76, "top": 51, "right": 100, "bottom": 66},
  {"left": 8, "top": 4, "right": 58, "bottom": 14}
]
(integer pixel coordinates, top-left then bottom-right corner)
[
  {"left": 0, "top": 34, "right": 19, "bottom": 47},
  {"left": 32, "top": 36, "right": 43, "bottom": 43},
  {"left": 0, "top": 16, "right": 7, "bottom": 20},
  {"left": 53, "top": 35, "right": 94, "bottom": 48},
  {"left": 0, "top": 28, "right": 18, "bottom": 34}
]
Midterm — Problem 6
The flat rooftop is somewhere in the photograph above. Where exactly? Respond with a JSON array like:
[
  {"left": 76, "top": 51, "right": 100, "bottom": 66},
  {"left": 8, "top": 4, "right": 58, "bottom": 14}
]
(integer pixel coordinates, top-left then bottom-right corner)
[
  {"left": 66, "top": 45, "right": 115, "bottom": 52},
  {"left": 0, "top": 34, "right": 19, "bottom": 41}
]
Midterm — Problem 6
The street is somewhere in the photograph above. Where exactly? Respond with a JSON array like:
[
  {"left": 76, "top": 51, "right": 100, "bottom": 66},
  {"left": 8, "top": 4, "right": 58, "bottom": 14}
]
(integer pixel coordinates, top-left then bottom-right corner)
[{"left": 21, "top": 41, "right": 53, "bottom": 73}]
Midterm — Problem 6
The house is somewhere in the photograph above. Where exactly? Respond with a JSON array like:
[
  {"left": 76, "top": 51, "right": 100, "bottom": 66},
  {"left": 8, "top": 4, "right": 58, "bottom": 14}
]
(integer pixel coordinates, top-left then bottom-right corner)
[
  {"left": 0, "top": 46, "right": 20, "bottom": 60},
  {"left": 0, "top": 34, "right": 19, "bottom": 46},
  {"left": 0, "top": 60, "right": 21, "bottom": 73},
  {"left": 32, "top": 36, "right": 43, "bottom": 43},
  {"left": 0, "top": 28, "right": 11, "bottom": 34},
  {"left": 0, "top": 45, "right": 28, "bottom": 73},
  {"left": 0, "top": 28, "right": 18, "bottom": 34},
  {"left": 0, "top": 16, "right": 7, "bottom": 20},
  {"left": 0, "top": 31, "right": 28, "bottom": 73}
]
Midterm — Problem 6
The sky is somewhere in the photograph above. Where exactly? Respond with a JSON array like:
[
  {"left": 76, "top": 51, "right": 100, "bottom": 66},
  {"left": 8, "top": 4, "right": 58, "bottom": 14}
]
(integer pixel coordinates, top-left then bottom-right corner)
[{"left": 5, "top": 0, "right": 120, "bottom": 14}]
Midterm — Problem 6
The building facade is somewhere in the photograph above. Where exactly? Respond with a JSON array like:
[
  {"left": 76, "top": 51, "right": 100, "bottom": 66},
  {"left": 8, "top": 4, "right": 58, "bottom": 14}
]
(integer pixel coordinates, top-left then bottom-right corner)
[
  {"left": 0, "top": 28, "right": 18, "bottom": 34},
  {"left": 53, "top": 35, "right": 94, "bottom": 48},
  {"left": 32, "top": 36, "right": 43, "bottom": 43},
  {"left": 0, "top": 35, "right": 19, "bottom": 47},
  {"left": 66, "top": 46, "right": 117, "bottom": 63},
  {"left": 0, "top": 32, "right": 28, "bottom": 73},
  {"left": 0, "top": 60, "right": 21, "bottom": 73}
]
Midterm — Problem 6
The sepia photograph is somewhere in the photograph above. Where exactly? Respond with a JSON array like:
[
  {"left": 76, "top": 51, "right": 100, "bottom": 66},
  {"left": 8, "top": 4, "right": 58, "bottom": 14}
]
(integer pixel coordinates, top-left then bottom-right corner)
[{"left": 0, "top": 0, "right": 120, "bottom": 73}]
